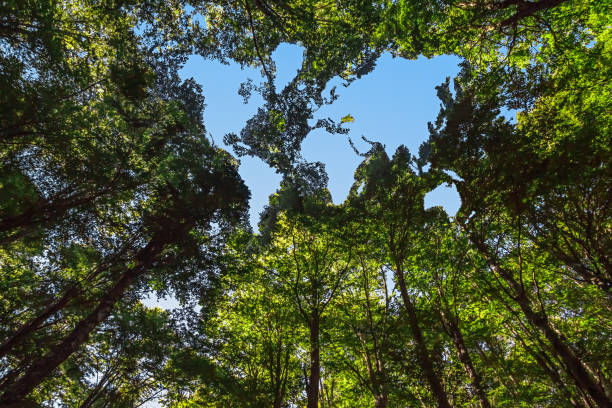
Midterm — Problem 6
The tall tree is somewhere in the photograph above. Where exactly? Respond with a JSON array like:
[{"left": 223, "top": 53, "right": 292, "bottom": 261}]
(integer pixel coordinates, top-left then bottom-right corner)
[
  {"left": 0, "top": 135, "right": 249, "bottom": 406},
  {"left": 200, "top": 233, "right": 303, "bottom": 408},
  {"left": 426, "top": 63, "right": 611, "bottom": 406},
  {"left": 261, "top": 190, "right": 354, "bottom": 408},
  {"left": 348, "top": 143, "right": 453, "bottom": 407}
]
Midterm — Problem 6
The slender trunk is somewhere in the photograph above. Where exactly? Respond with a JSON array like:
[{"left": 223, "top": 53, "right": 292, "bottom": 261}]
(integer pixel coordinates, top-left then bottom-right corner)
[
  {"left": 395, "top": 267, "right": 451, "bottom": 408},
  {"left": 0, "top": 286, "right": 79, "bottom": 358},
  {"left": 517, "top": 334, "right": 585, "bottom": 408},
  {"left": 0, "top": 235, "right": 167, "bottom": 406},
  {"left": 307, "top": 314, "right": 320, "bottom": 408},
  {"left": 361, "top": 335, "right": 389, "bottom": 408},
  {"left": 272, "top": 343, "right": 288, "bottom": 408},
  {"left": 272, "top": 370, "right": 283, "bottom": 408},
  {"left": 365, "top": 352, "right": 388, "bottom": 408},
  {"left": 441, "top": 310, "right": 490, "bottom": 408},
  {"left": 0, "top": 244, "right": 131, "bottom": 358},
  {"left": 374, "top": 354, "right": 389, "bottom": 408},
  {"left": 78, "top": 369, "right": 114, "bottom": 408},
  {"left": 471, "top": 236, "right": 611, "bottom": 408}
]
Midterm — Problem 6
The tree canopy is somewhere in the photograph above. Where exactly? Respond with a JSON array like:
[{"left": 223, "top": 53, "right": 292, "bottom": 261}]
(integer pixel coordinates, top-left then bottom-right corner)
[{"left": 0, "top": 0, "right": 610, "bottom": 407}]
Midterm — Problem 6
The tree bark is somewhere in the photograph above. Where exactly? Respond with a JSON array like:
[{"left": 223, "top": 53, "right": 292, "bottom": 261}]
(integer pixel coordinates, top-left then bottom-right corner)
[
  {"left": 0, "top": 235, "right": 168, "bottom": 406},
  {"left": 272, "top": 339, "right": 290, "bottom": 408},
  {"left": 361, "top": 336, "right": 389, "bottom": 408},
  {"left": 395, "top": 266, "right": 452, "bottom": 408},
  {"left": 0, "top": 244, "right": 132, "bottom": 358},
  {"left": 471, "top": 236, "right": 612, "bottom": 408},
  {"left": 306, "top": 314, "right": 320, "bottom": 408}
]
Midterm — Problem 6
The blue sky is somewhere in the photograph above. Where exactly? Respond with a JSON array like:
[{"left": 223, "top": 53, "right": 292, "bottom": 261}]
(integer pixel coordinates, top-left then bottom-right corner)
[
  {"left": 179, "top": 44, "right": 462, "bottom": 229},
  {"left": 145, "top": 47, "right": 463, "bottom": 311}
]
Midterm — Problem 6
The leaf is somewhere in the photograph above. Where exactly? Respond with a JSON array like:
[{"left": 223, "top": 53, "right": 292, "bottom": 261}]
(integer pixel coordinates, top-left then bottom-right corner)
[{"left": 341, "top": 114, "right": 355, "bottom": 123}]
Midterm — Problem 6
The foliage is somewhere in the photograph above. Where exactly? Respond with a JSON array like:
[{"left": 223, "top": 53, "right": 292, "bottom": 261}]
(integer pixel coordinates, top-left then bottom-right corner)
[{"left": 1, "top": 0, "right": 610, "bottom": 407}]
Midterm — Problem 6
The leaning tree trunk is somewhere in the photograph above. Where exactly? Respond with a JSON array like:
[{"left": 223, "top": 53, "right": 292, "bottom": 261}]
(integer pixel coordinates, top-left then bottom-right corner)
[
  {"left": 440, "top": 308, "right": 491, "bottom": 408},
  {"left": 471, "top": 236, "right": 611, "bottom": 408},
  {"left": 0, "top": 242, "right": 132, "bottom": 358},
  {"left": 0, "top": 234, "right": 169, "bottom": 407},
  {"left": 0, "top": 286, "right": 80, "bottom": 359},
  {"left": 395, "top": 266, "right": 452, "bottom": 408},
  {"left": 512, "top": 328, "right": 586, "bottom": 408}
]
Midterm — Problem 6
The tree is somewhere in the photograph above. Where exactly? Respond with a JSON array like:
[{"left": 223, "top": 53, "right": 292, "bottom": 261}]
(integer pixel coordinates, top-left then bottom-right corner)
[
  {"left": 45, "top": 303, "right": 182, "bottom": 408},
  {"left": 331, "top": 248, "right": 396, "bottom": 408},
  {"left": 348, "top": 143, "right": 453, "bottom": 407},
  {"left": 0, "top": 135, "right": 249, "bottom": 406},
  {"left": 426, "top": 62, "right": 611, "bottom": 406},
  {"left": 0, "top": 0, "right": 205, "bottom": 245},
  {"left": 2, "top": 0, "right": 610, "bottom": 406},
  {"left": 200, "top": 234, "right": 303, "bottom": 408},
  {"left": 403, "top": 214, "right": 493, "bottom": 408},
  {"left": 261, "top": 195, "right": 354, "bottom": 408}
]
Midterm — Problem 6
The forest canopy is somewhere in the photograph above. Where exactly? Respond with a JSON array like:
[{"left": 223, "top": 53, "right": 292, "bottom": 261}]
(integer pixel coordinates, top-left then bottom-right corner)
[{"left": 0, "top": 0, "right": 610, "bottom": 407}]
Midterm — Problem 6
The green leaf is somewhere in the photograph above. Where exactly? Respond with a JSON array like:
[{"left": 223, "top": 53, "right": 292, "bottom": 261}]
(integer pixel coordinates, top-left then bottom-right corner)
[{"left": 341, "top": 114, "right": 355, "bottom": 123}]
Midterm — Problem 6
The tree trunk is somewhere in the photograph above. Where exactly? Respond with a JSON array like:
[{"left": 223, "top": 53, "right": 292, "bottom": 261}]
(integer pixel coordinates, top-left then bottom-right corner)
[
  {"left": 307, "top": 314, "right": 320, "bottom": 408},
  {"left": 471, "top": 236, "right": 612, "bottom": 408},
  {"left": 441, "top": 310, "right": 491, "bottom": 408},
  {"left": 498, "top": 0, "right": 569, "bottom": 26},
  {"left": 362, "top": 337, "right": 389, "bottom": 408},
  {"left": 273, "top": 393, "right": 283, "bottom": 408},
  {"left": 395, "top": 267, "right": 452, "bottom": 408},
  {"left": 0, "top": 245, "right": 130, "bottom": 358},
  {"left": 374, "top": 394, "right": 388, "bottom": 408},
  {"left": 517, "top": 333, "right": 585, "bottom": 408},
  {"left": 272, "top": 343, "right": 289, "bottom": 408},
  {"left": 364, "top": 350, "right": 389, "bottom": 408},
  {"left": 0, "top": 235, "right": 167, "bottom": 406},
  {"left": 0, "top": 286, "right": 79, "bottom": 358}
]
